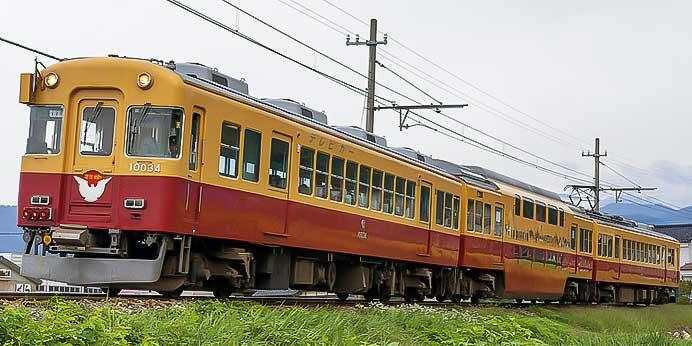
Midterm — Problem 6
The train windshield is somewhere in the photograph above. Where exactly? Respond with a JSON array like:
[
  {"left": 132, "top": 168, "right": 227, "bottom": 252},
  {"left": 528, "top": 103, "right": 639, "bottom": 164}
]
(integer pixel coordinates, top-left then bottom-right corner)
[
  {"left": 126, "top": 107, "right": 182, "bottom": 158},
  {"left": 26, "top": 106, "right": 63, "bottom": 155}
]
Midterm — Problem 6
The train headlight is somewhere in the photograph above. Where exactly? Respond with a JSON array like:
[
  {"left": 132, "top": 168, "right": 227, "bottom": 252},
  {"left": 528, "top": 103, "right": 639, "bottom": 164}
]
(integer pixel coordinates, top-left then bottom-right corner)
[
  {"left": 42, "top": 233, "right": 52, "bottom": 246},
  {"left": 44, "top": 72, "right": 60, "bottom": 88},
  {"left": 137, "top": 72, "right": 153, "bottom": 89}
]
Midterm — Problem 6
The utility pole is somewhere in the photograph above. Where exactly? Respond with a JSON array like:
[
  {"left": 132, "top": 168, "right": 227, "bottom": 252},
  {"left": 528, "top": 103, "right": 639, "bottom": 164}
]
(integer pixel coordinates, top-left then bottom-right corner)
[
  {"left": 582, "top": 138, "right": 607, "bottom": 211},
  {"left": 566, "top": 137, "right": 655, "bottom": 212},
  {"left": 347, "top": 19, "right": 387, "bottom": 133}
]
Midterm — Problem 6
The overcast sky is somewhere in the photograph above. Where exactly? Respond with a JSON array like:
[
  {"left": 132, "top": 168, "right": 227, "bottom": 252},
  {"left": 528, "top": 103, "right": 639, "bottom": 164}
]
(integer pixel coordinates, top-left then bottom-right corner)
[{"left": 1, "top": 0, "right": 691, "bottom": 207}]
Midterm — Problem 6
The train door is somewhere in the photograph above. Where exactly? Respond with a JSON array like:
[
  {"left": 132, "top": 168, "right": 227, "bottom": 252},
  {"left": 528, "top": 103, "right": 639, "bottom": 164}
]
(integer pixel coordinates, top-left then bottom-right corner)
[
  {"left": 570, "top": 224, "right": 578, "bottom": 274},
  {"left": 419, "top": 181, "right": 433, "bottom": 255},
  {"left": 184, "top": 111, "right": 204, "bottom": 226},
  {"left": 266, "top": 132, "right": 292, "bottom": 236},
  {"left": 663, "top": 246, "right": 668, "bottom": 284},
  {"left": 615, "top": 235, "right": 622, "bottom": 280},
  {"left": 66, "top": 96, "right": 119, "bottom": 225}
]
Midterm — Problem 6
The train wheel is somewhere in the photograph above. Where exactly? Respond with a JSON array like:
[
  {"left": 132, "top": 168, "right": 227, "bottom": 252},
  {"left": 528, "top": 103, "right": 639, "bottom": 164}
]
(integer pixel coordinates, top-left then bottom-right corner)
[
  {"left": 212, "top": 284, "right": 232, "bottom": 299},
  {"left": 435, "top": 295, "right": 447, "bottom": 303},
  {"left": 379, "top": 294, "right": 391, "bottom": 303},
  {"left": 451, "top": 295, "right": 462, "bottom": 304},
  {"left": 470, "top": 295, "right": 481, "bottom": 304},
  {"left": 101, "top": 288, "right": 121, "bottom": 296},
  {"left": 336, "top": 293, "right": 349, "bottom": 301},
  {"left": 363, "top": 290, "right": 378, "bottom": 301},
  {"left": 515, "top": 299, "right": 523, "bottom": 304}
]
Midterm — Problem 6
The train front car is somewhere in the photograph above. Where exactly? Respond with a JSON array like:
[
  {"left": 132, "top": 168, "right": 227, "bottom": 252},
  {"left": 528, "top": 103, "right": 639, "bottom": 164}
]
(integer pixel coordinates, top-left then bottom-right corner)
[{"left": 18, "top": 58, "right": 197, "bottom": 295}]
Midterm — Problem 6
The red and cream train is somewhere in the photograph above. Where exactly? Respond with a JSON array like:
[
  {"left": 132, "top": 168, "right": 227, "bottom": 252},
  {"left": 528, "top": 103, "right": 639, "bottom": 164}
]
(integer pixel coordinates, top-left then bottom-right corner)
[{"left": 16, "top": 57, "right": 679, "bottom": 303}]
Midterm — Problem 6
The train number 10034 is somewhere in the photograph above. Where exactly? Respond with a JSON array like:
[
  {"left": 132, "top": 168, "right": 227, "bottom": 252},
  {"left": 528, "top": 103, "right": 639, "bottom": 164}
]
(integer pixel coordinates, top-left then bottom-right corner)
[{"left": 129, "top": 162, "right": 161, "bottom": 173}]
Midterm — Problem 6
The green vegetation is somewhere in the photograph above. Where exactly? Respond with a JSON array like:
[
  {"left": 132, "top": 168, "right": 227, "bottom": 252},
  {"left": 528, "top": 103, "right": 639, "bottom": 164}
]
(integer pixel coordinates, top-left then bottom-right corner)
[{"left": 1, "top": 298, "right": 691, "bottom": 345}]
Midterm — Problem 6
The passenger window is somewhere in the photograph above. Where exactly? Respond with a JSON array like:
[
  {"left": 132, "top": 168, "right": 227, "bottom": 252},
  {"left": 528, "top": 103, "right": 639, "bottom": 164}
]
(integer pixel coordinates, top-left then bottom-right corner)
[
  {"left": 189, "top": 113, "right": 201, "bottom": 170},
  {"left": 443, "top": 192, "right": 453, "bottom": 228},
  {"left": 268, "top": 138, "right": 289, "bottom": 189},
  {"left": 405, "top": 181, "right": 416, "bottom": 219},
  {"left": 494, "top": 205, "right": 503, "bottom": 237},
  {"left": 559, "top": 209, "right": 565, "bottom": 227},
  {"left": 452, "top": 195, "right": 460, "bottom": 230},
  {"left": 219, "top": 123, "right": 240, "bottom": 178},
  {"left": 548, "top": 206, "right": 558, "bottom": 225},
  {"left": 383, "top": 174, "right": 395, "bottom": 214},
  {"left": 436, "top": 191, "right": 445, "bottom": 226},
  {"left": 394, "top": 177, "right": 405, "bottom": 216},
  {"left": 345, "top": 161, "right": 358, "bottom": 205},
  {"left": 330, "top": 157, "right": 344, "bottom": 202},
  {"left": 483, "top": 203, "right": 491, "bottom": 234},
  {"left": 514, "top": 196, "right": 521, "bottom": 216},
  {"left": 522, "top": 198, "right": 534, "bottom": 219},
  {"left": 242, "top": 130, "right": 261, "bottom": 182},
  {"left": 80, "top": 106, "right": 115, "bottom": 156},
  {"left": 419, "top": 185, "right": 431, "bottom": 223},
  {"left": 315, "top": 152, "right": 329, "bottom": 198},
  {"left": 570, "top": 225, "right": 577, "bottom": 250},
  {"left": 298, "top": 147, "right": 315, "bottom": 195},
  {"left": 536, "top": 202, "right": 546, "bottom": 222},
  {"left": 371, "top": 170, "right": 383, "bottom": 211},
  {"left": 466, "top": 199, "right": 474, "bottom": 231},
  {"left": 474, "top": 200, "right": 483, "bottom": 232},
  {"left": 358, "top": 166, "right": 371, "bottom": 208}
]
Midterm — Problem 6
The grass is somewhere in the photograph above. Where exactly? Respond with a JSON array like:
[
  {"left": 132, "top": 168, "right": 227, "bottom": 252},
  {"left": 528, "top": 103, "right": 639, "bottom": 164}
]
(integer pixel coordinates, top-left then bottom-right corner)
[{"left": 1, "top": 298, "right": 692, "bottom": 345}]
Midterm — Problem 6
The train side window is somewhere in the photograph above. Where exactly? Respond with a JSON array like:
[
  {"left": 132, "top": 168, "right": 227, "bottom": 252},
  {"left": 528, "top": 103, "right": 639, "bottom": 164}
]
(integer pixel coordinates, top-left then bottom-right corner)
[
  {"left": 452, "top": 195, "right": 460, "bottom": 230},
  {"left": 483, "top": 203, "right": 491, "bottom": 234},
  {"left": 494, "top": 205, "right": 504, "bottom": 237},
  {"left": 597, "top": 234, "right": 603, "bottom": 257},
  {"left": 315, "top": 152, "right": 329, "bottom": 198},
  {"left": 189, "top": 113, "right": 201, "bottom": 171},
  {"left": 394, "top": 177, "right": 406, "bottom": 216},
  {"left": 474, "top": 199, "right": 483, "bottom": 232},
  {"left": 521, "top": 246, "right": 532, "bottom": 260},
  {"left": 579, "top": 228, "right": 592, "bottom": 253},
  {"left": 26, "top": 106, "right": 64, "bottom": 155},
  {"left": 268, "top": 138, "right": 289, "bottom": 189},
  {"left": 443, "top": 192, "right": 453, "bottom": 228},
  {"left": 547, "top": 206, "right": 558, "bottom": 225},
  {"left": 329, "top": 157, "right": 344, "bottom": 202},
  {"left": 608, "top": 237, "right": 613, "bottom": 258},
  {"left": 345, "top": 161, "right": 358, "bottom": 205},
  {"left": 615, "top": 237, "right": 620, "bottom": 259},
  {"left": 358, "top": 166, "right": 371, "bottom": 208},
  {"left": 436, "top": 191, "right": 445, "bottom": 226},
  {"left": 298, "top": 146, "right": 315, "bottom": 195},
  {"left": 570, "top": 225, "right": 577, "bottom": 250},
  {"left": 371, "top": 170, "right": 383, "bottom": 211},
  {"left": 514, "top": 196, "right": 521, "bottom": 216},
  {"left": 466, "top": 199, "right": 474, "bottom": 230},
  {"left": 405, "top": 181, "right": 416, "bottom": 219},
  {"left": 219, "top": 122, "right": 240, "bottom": 178},
  {"left": 242, "top": 130, "right": 262, "bottom": 182},
  {"left": 522, "top": 198, "right": 534, "bottom": 219},
  {"left": 419, "top": 185, "right": 431, "bottom": 223},
  {"left": 535, "top": 202, "right": 546, "bottom": 222},
  {"left": 383, "top": 174, "right": 395, "bottom": 213},
  {"left": 559, "top": 209, "right": 565, "bottom": 227}
]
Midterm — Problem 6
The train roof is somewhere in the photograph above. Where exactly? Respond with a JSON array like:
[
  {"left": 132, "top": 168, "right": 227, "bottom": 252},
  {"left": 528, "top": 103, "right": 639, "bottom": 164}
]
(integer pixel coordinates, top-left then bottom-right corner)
[
  {"left": 569, "top": 205, "right": 678, "bottom": 242},
  {"left": 462, "top": 166, "right": 563, "bottom": 201},
  {"left": 162, "top": 60, "right": 499, "bottom": 191}
]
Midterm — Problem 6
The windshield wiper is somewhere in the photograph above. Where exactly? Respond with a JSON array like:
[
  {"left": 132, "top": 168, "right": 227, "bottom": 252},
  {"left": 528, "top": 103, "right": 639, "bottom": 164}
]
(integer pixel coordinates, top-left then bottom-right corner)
[
  {"left": 128, "top": 102, "right": 152, "bottom": 149},
  {"left": 82, "top": 102, "right": 104, "bottom": 145}
]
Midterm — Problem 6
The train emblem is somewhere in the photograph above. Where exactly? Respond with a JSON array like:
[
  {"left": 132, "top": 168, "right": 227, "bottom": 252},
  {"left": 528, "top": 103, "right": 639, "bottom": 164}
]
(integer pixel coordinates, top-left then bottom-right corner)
[{"left": 73, "top": 170, "right": 111, "bottom": 202}]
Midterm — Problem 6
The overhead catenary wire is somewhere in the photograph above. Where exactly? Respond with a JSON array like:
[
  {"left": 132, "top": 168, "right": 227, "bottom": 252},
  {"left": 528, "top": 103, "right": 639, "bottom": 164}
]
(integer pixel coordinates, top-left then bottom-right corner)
[{"left": 0, "top": 36, "right": 62, "bottom": 61}]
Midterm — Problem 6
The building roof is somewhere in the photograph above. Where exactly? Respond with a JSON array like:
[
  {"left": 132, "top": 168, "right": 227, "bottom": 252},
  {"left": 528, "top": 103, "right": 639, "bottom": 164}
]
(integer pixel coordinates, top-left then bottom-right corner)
[
  {"left": 653, "top": 224, "right": 692, "bottom": 243},
  {"left": 0, "top": 256, "right": 40, "bottom": 285},
  {"left": 680, "top": 262, "right": 692, "bottom": 271}
]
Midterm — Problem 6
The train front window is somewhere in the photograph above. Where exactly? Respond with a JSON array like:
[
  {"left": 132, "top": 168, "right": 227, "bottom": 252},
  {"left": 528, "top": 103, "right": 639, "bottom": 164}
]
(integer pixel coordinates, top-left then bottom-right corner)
[
  {"left": 26, "top": 106, "right": 63, "bottom": 155},
  {"left": 80, "top": 106, "right": 115, "bottom": 156},
  {"left": 126, "top": 107, "right": 182, "bottom": 158}
]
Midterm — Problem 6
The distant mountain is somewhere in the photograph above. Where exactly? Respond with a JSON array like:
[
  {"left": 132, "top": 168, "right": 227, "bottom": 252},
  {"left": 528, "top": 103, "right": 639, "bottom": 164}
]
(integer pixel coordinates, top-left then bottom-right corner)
[
  {"left": 0, "top": 206, "right": 23, "bottom": 253},
  {"left": 600, "top": 202, "right": 692, "bottom": 225}
]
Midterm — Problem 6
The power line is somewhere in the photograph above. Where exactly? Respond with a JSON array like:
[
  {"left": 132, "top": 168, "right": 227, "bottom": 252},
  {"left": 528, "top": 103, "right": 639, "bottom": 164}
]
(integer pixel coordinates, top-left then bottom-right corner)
[
  {"left": 0, "top": 36, "right": 62, "bottom": 61},
  {"left": 376, "top": 60, "right": 442, "bottom": 104},
  {"left": 318, "top": 0, "right": 591, "bottom": 149},
  {"left": 166, "top": 0, "right": 391, "bottom": 104}
]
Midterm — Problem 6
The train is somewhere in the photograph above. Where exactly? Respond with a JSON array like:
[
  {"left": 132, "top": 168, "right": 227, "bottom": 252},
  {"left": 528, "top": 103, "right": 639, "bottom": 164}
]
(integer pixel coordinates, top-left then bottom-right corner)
[{"left": 16, "top": 56, "right": 679, "bottom": 303}]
